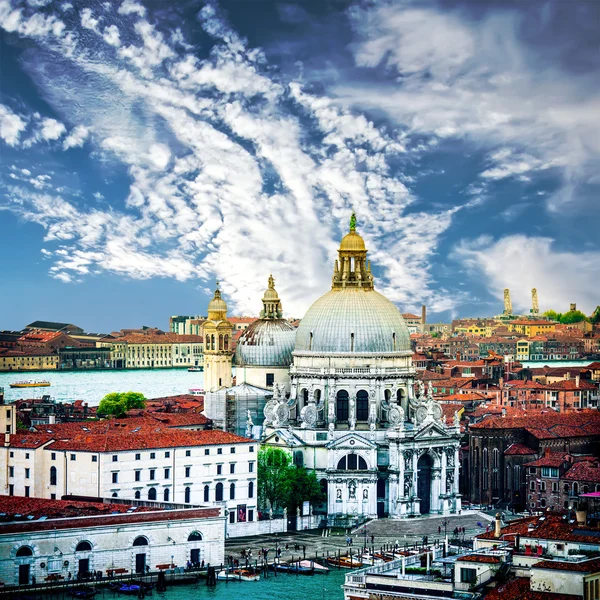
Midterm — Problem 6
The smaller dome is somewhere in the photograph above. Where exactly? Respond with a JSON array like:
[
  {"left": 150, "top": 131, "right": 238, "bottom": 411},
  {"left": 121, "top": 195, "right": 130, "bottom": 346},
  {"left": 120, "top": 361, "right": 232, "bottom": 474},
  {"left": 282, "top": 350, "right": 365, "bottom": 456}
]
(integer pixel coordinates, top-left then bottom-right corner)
[
  {"left": 235, "top": 319, "right": 296, "bottom": 367},
  {"left": 207, "top": 286, "right": 227, "bottom": 321},
  {"left": 340, "top": 230, "right": 366, "bottom": 252}
]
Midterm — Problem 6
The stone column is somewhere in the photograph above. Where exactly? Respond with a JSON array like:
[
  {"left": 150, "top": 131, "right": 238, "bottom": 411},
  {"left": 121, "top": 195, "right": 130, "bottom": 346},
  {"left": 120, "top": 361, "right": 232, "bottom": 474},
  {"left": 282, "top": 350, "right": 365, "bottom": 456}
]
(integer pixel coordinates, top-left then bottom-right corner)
[{"left": 412, "top": 451, "right": 419, "bottom": 515}]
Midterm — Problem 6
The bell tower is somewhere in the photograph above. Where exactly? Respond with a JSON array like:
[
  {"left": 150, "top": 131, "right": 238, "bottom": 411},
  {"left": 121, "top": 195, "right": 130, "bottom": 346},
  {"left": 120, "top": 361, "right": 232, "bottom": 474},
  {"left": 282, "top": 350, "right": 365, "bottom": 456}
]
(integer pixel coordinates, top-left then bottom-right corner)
[{"left": 203, "top": 284, "right": 233, "bottom": 392}]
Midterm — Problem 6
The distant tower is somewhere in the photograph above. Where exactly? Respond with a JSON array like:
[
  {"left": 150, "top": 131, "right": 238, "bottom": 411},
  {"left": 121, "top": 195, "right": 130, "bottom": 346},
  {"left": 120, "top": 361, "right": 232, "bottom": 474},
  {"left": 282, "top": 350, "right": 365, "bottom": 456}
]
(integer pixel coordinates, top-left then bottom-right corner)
[
  {"left": 421, "top": 305, "right": 427, "bottom": 332},
  {"left": 531, "top": 288, "right": 539, "bottom": 316},
  {"left": 570, "top": 303, "right": 577, "bottom": 312},
  {"left": 203, "top": 284, "right": 233, "bottom": 392},
  {"left": 503, "top": 289, "right": 512, "bottom": 316}
]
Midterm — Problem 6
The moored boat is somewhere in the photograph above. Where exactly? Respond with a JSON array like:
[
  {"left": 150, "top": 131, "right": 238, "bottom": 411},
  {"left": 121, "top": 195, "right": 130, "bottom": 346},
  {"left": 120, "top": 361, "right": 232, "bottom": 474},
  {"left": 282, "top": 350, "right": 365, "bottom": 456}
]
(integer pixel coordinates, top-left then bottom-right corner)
[
  {"left": 326, "top": 556, "right": 363, "bottom": 569},
  {"left": 298, "top": 559, "right": 329, "bottom": 573},
  {"left": 188, "top": 388, "right": 205, "bottom": 396},
  {"left": 216, "top": 568, "right": 260, "bottom": 581},
  {"left": 271, "top": 561, "right": 314, "bottom": 575},
  {"left": 188, "top": 366, "right": 204, "bottom": 372},
  {"left": 10, "top": 380, "right": 51, "bottom": 388}
]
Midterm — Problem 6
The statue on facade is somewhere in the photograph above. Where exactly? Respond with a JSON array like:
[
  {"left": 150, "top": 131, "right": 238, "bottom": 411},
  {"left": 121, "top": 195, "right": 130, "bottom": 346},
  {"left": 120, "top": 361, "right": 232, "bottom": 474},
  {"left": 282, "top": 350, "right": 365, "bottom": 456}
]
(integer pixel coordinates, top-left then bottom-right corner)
[
  {"left": 349, "top": 480, "right": 357, "bottom": 500},
  {"left": 245, "top": 410, "right": 254, "bottom": 438}
]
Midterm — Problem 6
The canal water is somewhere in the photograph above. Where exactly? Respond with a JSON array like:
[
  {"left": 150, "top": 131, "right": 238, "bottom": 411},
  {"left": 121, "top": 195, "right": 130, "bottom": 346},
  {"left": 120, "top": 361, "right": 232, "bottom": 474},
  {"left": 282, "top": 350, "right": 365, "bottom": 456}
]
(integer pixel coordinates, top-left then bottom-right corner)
[
  {"left": 0, "top": 369, "right": 207, "bottom": 406},
  {"left": 124, "top": 570, "right": 345, "bottom": 600}
]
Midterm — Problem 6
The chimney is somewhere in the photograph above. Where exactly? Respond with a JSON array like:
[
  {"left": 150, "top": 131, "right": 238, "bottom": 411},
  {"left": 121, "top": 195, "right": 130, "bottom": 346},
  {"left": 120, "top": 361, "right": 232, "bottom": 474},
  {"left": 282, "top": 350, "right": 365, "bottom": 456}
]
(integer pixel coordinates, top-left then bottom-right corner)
[
  {"left": 494, "top": 513, "right": 502, "bottom": 538},
  {"left": 421, "top": 305, "right": 427, "bottom": 326},
  {"left": 48, "top": 415, "right": 55, "bottom": 425},
  {"left": 502, "top": 408, "right": 506, "bottom": 417},
  {"left": 4, "top": 432, "right": 10, "bottom": 447},
  {"left": 565, "top": 372, "right": 570, "bottom": 380},
  {"left": 576, "top": 375, "right": 580, "bottom": 387}
]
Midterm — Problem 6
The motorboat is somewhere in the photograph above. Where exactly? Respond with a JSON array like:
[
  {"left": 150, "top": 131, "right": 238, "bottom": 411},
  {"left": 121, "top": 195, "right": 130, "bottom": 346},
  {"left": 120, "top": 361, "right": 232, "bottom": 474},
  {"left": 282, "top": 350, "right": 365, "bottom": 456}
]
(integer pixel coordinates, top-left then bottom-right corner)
[
  {"left": 326, "top": 556, "right": 363, "bottom": 569},
  {"left": 10, "top": 380, "right": 51, "bottom": 388},
  {"left": 216, "top": 568, "right": 260, "bottom": 581},
  {"left": 188, "top": 388, "right": 205, "bottom": 396},
  {"left": 188, "top": 366, "right": 204, "bottom": 372},
  {"left": 298, "top": 559, "right": 329, "bottom": 573},
  {"left": 271, "top": 561, "right": 314, "bottom": 575}
]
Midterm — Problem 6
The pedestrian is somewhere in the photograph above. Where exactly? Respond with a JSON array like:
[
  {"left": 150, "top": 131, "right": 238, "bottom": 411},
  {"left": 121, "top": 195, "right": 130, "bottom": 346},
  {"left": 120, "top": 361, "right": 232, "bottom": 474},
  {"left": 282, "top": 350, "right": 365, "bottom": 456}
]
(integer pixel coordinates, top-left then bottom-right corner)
[
  {"left": 371, "top": 535, "right": 374, "bottom": 544},
  {"left": 438, "top": 526, "right": 441, "bottom": 534},
  {"left": 68, "top": 572, "right": 72, "bottom": 581},
  {"left": 32, "top": 576, "right": 36, "bottom": 585},
  {"left": 285, "top": 543, "right": 289, "bottom": 550}
]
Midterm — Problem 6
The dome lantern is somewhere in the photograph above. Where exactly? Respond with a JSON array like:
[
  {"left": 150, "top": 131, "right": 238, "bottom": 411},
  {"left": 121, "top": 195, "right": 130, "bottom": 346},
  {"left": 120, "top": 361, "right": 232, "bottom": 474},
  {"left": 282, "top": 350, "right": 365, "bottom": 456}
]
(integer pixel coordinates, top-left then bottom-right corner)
[
  {"left": 333, "top": 213, "right": 373, "bottom": 290},
  {"left": 207, "top": 283, "right": 228, "bottom": 321},
  {"left": 260, "top": 274, "right": 283, "bottom": 319}
]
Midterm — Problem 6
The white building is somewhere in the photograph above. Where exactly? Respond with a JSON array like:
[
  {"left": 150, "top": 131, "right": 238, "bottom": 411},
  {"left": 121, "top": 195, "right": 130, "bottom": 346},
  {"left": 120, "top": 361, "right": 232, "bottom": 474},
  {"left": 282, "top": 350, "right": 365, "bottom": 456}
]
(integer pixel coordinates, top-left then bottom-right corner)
[
  {"left": 0, "top": 496, "right": 224, "bottom": 586},
  {"left": 1, "top": 418, "right": 258, "bottom": 528},
  {"left": 206, "top": 215, "right": 462, "bottom": 520}
]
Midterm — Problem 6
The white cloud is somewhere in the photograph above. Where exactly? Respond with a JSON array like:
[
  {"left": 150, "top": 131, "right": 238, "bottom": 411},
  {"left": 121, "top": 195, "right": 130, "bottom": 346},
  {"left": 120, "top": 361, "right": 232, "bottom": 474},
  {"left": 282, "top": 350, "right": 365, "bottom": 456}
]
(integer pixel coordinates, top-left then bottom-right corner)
[
  {"left": 80, "top": 8, "right": 100, "bottom": 32},
  {"left": 118, "top": 0, "right": 146, "bottom": 18},
  {"left": 40, "top": 117, "right": 66, "bottom": 141},
  {"left": 63, "top": 124, "right": 89, "bottom": 149},
  {"left": 0, "top": 103, "right": 26, "bottom": 145},
  {"left": 339, "top": 2, "right": 600, "bottom": 211},
  {"left": 453, "top": 235, "right": 600, "bottom": 315},
  {"left": 102, "top": 24, "right": 120, "bottom": 47}
]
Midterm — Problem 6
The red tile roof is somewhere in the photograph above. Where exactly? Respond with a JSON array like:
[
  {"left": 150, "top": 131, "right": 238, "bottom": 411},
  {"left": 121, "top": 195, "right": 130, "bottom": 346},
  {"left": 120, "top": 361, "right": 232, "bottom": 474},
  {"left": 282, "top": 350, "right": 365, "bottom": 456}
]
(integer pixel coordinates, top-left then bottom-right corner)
[
  {"left": 116, "top": 333, "right": 204, "bottom": 344},
  {"left": 533, "top": 557, "right": 600, "bottom": 573},
  {"left": 524, "top": 452, "right": 568, "bottom": 467},
  {"left": 47, "top": 429, "right": 251, "bottom": 452},
  {"left": 563, "top": 460, "right": 600, "bottom": 483},
  {"left": 484, "top": 577, "right": 580, "bottom": 600},
  {"left": 456, "top": 554, "right": 502, "bottom": 564},
  {"left": 504, "top": 443, "right": 537, "bottom": 456}
]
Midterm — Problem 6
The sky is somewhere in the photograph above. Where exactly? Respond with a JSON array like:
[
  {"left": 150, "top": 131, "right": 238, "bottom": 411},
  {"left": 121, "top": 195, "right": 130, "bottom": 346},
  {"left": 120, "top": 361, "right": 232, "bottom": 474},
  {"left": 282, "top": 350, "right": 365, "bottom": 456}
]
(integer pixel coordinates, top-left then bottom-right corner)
[{"left": 0, "top": 0, "right": 599, "bottom": 333}]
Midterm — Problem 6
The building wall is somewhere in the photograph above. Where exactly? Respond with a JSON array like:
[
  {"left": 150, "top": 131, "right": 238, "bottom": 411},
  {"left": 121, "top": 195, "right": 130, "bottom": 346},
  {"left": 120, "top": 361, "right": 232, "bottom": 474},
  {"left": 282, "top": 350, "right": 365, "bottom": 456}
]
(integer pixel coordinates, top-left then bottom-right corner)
[
  {"left": 0, "top": 354, "right": 59, "bottom": 371},
  {"left": 236, "top": 365, "right": 290, "bottom": 391},
  {"left": 1, "top": 442, "right": 258, "bottom": 527},
  {"left": 0, "top": 511, "right": 225, "bottom": 586},
  {"left": 530, "top": 568, "right": 584, "bottom": 597}
]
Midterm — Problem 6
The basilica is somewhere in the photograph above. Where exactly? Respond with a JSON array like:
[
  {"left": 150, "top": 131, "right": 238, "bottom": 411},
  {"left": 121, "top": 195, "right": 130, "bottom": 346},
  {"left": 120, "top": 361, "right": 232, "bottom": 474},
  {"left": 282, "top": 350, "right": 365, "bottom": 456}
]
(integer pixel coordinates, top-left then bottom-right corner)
[{"left": 203, "top": 216, "right": 461, "bottom": 519}]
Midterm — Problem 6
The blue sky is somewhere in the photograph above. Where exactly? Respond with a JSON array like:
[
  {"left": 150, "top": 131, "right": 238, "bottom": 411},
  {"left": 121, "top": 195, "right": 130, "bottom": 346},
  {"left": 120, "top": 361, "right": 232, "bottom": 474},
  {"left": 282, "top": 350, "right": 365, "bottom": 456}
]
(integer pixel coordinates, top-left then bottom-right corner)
[{"left": 0, "top": 0, "right": 598, "bottom": 333}]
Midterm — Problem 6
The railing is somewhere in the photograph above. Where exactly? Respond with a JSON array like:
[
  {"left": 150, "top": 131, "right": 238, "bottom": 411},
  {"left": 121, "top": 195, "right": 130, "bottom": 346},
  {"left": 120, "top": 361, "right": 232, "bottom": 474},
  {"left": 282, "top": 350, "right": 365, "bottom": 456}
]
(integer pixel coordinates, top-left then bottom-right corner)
[{"left": 291, "top": 366, "right": 412, "bottom": 376}]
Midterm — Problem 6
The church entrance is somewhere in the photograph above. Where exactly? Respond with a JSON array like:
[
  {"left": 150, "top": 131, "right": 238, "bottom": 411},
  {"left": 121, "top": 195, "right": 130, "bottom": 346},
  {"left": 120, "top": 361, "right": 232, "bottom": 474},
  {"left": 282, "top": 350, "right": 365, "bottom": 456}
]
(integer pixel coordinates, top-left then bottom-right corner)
[{"left": 417, "top": 454, "right": 433, "bottom": 514}]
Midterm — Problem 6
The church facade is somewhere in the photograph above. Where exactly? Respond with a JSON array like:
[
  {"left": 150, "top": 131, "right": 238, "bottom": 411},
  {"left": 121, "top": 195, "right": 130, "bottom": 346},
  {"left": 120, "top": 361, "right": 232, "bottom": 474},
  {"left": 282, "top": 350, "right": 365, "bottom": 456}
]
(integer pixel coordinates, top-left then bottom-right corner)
[{"left": 206, "top": 216, "right": 461, "bottom": 519}]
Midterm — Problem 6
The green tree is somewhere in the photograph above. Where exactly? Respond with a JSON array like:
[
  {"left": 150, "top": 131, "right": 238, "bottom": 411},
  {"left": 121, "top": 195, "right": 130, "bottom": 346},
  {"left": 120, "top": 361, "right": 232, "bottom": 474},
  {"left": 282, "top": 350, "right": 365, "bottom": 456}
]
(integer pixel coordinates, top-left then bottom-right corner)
[
  {"left": 286, "top": 467, "right": 325, "bottom": 514},
  {"left": 590, "top": 306, "right": 600, "bottom": 325},
  {"left": 542, "top": 310, "right": 561, "bottom": 322},
  {"left": 560, "top": 310, "right": 589, "bottom": 324},
  {"left": 98, "top": 391, "right": 146, "bottom": 417},
  {"left": 257, "top": 447, "right": 292, "bottom": 512}
]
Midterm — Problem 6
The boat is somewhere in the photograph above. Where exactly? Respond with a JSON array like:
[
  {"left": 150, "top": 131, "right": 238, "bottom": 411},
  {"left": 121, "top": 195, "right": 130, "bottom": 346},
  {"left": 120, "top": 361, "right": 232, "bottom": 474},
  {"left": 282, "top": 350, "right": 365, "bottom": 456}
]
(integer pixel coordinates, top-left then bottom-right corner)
[
  {"left": 188, "top": 388, "right": 205, "bottom": 396},
  {"left": 188, "top": 366, "right": 204, "bottom": 372},
  {"left": 298, "top": 559, "right": 329, "bottom": 573},
  {"left": 109, "top": 581, "right": 155, "bottom": 595},
  {"left": 10, "top": 380, "right": 51, "bottom": 388},
  {"left": 67, "top": 588, "right": 98, "bottom": 599},
  {"left": 326, "top": 556, "right": 364, "bottom": 569},
  {"left": 271, "top": 561, "right": 314, "bottom": 575},
  {"left": 216, "top": 568, "right": 260, "bottom": 582}
]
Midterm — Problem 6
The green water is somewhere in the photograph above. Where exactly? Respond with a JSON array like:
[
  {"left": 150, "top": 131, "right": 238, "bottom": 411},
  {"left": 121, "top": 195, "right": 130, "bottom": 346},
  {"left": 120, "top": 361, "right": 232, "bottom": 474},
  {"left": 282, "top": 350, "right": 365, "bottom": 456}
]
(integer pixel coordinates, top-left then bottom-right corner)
[{"left": 148, "top": 571, "right": 345, "bottom": 600}]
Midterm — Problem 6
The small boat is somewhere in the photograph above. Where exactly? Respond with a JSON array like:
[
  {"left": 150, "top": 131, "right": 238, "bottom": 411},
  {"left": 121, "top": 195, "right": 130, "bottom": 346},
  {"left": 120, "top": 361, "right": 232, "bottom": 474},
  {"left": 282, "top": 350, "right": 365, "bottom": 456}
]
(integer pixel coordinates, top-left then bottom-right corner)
[
  {"left": 188, "top": 366, "right": 204, "bottom": 372},
  {"left": 10, "top": 380, "right": 51, "bottom": 388},
  {"left": 216, "top": 568, "right": 260, "bottom": 582},
  {"left": 299, "top": 559, "right": 329, "bottom": 573},
  {"left": 188, "top": 388, "right": 205, "bottom": 396},
  {"left": 326, "top": 556, "right": 363, "bottom": 569},
  {"left": 271, "top": 561, "right": 314, "bottom": 575},
  {"left": 68, "top": 588, "right": 98, "bottom": 599},
  {"left": 111, "top": 583, "right": 141, "bottom": 595}
]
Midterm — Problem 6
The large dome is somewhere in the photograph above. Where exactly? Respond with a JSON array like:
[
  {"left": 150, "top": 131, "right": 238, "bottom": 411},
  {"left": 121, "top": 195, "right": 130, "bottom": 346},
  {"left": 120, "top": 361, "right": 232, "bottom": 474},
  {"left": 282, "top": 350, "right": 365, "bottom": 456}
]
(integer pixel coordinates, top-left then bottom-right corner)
[
  {"left": 294, "top": 289, "right": 411, "bottom": 354},
  {"left": 235, "top": 319, "right": 296, "bottom": 366}
]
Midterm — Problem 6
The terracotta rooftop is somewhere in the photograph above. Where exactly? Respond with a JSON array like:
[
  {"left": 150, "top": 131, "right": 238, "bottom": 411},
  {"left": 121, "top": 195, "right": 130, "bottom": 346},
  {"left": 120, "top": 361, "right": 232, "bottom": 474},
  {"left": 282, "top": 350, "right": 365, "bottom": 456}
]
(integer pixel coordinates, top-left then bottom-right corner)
[
  {"left": 504, "top": 443, "right": 537, "bottom": 456},
  {"left": 563, "top": 460, "right": 600, "bottom": 483},
  {"left": 115, "top": 333, "right": 204, "bottom": 344},
  {"left": 484, "top": 577, "right": 581, "bottom": 600},
  {"left": 477, "top": 513, "right": 600, "bottom": 545},
  {"left": 456, "top": 554, "right": 502, "bottom": 564},
  {"left": 524, "top": 452, "right": 569, "bottom": 467},
  {"left": 533, "top": 557, "right": 600, "bottom": 573}
]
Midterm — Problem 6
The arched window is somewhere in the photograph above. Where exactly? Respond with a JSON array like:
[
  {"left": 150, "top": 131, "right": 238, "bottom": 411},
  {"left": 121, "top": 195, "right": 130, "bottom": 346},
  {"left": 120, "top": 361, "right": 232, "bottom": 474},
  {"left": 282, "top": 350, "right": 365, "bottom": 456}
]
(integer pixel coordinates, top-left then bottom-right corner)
[
  {"left": 135, "top": 490, "right": 141, "bottom": 499},
  {"left": 492, "top": 449, "right": 500, "bottom": 469},
  {"left": 302, "top": 389, "right": 309, "bottom": 407},
  {"left": 224, "top": 335, "right": 229, "bottom": 351},
  {"left": 185, "top": 486, "right": 191, "bottom": 503},
  {"left": 336, "top": 390, "right": 349, "bottom": 421},
  {"left": 248, "top": 481, "right": 254, "bottom": 498},
  {"left": 336, "top": 454, "right": 368, "bottom": 470},
  {"left": 396, "top": 389, "right": 403, "bottom": 403},
  {"left": 164, "top": 488, "right": 170, "bottom": 502},
  {"left": 356, "top": 390, "right": 369, "bottom": 421},
  {"left": 573, "top": 482, "right": 579, "bottom": 496},
  {"left": 16, "top": 546, "right": 33, "bottom": 557},
  {"left": 50, "top": 466, "right": 57, "bottom": 486},
  {"left": 133, "top": 537, "right": 148, "bottom": 547},
  {"left": 215, "top": 482, "right": 223, "bottom": 502},
  {"left": 112, "top": 492, "right": 118, "bottom": 498},
  {"left": 314, "top": 389, "right": 321, "bottom": 404},
  {"left": 148, "top": 487, "right": 157, "bottom": 501},
  {"left": 230, "top": 482, "right": 235, "bottom": 500},
  {"left": 204, "top": 485, "right": 209, "bottom": 502},
  {"left": 219, "top": 335, "right": 223, "bottom": 351},
  {"left": 76, "top": 541, "right": 92, "bottom": 552},
  {"left": 384, "top": 389, "right": 391, "bottom": 403},
  {"left": 188, "top": 531, "right": 202, "bottom": 541},
  {"left": 211, "top": 335, "right": 215, "bottom": 351}
]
